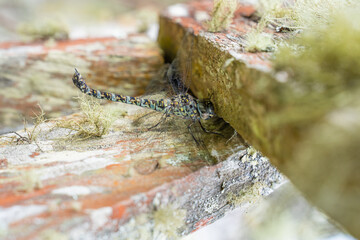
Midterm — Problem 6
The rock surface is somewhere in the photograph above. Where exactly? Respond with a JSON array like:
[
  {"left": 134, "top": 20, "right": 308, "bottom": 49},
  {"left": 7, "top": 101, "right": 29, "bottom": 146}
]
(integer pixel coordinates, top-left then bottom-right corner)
[
  {"left": 0, "top": 35, "right": 163, "bottom": 133},
  {"left": 0, "top": 101, "right": 281, "bottom": 239},
  {"left": 157, "top": 0, "right": 360, "bottom": 238},
  {"left": 0, "top": 33, "right": 282, "bottom": 239}
]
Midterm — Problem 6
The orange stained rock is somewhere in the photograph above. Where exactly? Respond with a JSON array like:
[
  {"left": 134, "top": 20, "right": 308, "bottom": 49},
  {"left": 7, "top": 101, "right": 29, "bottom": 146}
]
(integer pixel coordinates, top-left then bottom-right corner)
[
  {"left": 0, "top": 158, "right": 8, "bottom": 168},
  {"left": 236, "top": 5, "right": 256, "bottom": 17},
  {"left": 0, "top": 185, "right": 56, "bottom": 207},
  {"left": 193, "top": 216, "right": 214, "bottom": 232},
  {"left": 29, "top": 152, "right": 40, "bottom": 158}
]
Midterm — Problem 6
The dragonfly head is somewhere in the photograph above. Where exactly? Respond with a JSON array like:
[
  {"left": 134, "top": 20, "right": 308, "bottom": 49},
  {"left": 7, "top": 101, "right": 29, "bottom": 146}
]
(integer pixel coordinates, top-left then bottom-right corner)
[{"left": 198, "top": 100, "right": 215, "bottom": 120}]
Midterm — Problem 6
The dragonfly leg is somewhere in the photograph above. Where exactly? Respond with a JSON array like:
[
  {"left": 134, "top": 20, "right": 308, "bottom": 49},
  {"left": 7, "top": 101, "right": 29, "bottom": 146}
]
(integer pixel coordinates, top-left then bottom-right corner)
[
  {"left": 187, "top": 121, "right": 200, "bottom": 145},
  {"left": 9, "top": 131, "right": 31, "bottom": 144},
  {"left": 148, "top": 109, "right": 170, "bottom": 130},
  {"left": 198, "top": 121, "right": 225, "bottom": 138},
  {"left": 137, "top": 111, "right": 157, "bottom": 121}
]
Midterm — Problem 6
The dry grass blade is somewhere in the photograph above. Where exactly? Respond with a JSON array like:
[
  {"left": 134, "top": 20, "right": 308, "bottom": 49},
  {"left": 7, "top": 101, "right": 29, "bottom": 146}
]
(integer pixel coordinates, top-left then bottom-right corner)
[
  {"left": 55, "top": 95, "right": 117, "bottom": 140},
  {"left": 207, "top": 0, "right": 238, "bottom": 32},
  {"left": 0, "top": 104, "right": 46, "bottom": 145}
]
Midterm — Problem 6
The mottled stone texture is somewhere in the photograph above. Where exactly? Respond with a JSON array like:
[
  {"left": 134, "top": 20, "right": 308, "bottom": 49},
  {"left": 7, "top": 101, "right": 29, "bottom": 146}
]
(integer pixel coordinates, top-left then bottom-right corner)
[
  {"left": 0, "top": 101, "right": 281, "bottom": 239},
  {"left": 0, "top": 32, "right": 282, "bottom": 239},
  {"left": 158, "top": 0, "right": 360, "bottom": 238},
  {"left": 0, "top": 35, "right": 163, "bottom": 133}
]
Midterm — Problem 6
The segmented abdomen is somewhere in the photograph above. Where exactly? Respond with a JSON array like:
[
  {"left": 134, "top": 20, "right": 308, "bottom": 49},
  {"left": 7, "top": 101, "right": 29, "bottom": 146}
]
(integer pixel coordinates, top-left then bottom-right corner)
[{"left": 72, "top": 69, "right": 201, "bottom": 119}]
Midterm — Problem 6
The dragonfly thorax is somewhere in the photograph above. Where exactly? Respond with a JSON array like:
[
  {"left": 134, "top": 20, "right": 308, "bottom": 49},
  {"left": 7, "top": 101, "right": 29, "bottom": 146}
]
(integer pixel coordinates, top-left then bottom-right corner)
[{"left": 168, "top": 94, "right": 215, "bottom": 120}]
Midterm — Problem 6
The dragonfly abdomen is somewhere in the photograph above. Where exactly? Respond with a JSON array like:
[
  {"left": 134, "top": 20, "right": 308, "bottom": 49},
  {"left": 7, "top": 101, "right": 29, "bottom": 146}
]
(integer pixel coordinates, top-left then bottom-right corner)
[
  {"left": 72, "top": 69, "right": 214, "bottom": 120},
  {"left": 73, "top": 69, "right": 171, "bottom": 113}
]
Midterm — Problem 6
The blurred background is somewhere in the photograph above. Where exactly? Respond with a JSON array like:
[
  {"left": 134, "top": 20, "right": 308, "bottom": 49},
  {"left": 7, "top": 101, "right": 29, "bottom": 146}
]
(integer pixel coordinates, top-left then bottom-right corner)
[
  {"left": 0, "top": 0, "right": 185, "bottom": 42},
  {"left": 0, "top": 0, "right": 179, "bottom": 134},
  {"left": 0, "top": 1, "right": 358, "bottom": 240}
]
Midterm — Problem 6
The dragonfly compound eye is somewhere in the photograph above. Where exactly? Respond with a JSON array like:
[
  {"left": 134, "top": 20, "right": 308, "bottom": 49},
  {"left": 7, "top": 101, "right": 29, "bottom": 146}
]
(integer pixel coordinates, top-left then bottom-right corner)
[{"left": 197, "top": 100, "right": 215, "bottom": 120}]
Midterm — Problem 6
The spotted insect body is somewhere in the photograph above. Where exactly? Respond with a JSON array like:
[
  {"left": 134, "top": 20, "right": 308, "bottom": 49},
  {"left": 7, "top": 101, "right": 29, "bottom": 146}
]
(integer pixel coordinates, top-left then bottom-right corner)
[{"left": 72, "top": 69, "right": 215, "bottom": 121}]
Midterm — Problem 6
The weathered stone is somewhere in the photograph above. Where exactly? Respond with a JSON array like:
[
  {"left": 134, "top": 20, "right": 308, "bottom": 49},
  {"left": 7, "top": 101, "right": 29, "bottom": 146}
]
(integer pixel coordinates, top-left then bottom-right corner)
[
  {"left": 0, "top": 99, "right": 281, "bottom": 239},
  {"left": 157, "top": 0, "right": 360, "bottom": 238},
  {"left": 185, "top": 182, "right": 353, "bottom": 240},
  {"left": 0, "top": 35, "right": 163, "bottom": 133},
  {"left": 0, "top": 1, "right": 283, "bottom": 239}
]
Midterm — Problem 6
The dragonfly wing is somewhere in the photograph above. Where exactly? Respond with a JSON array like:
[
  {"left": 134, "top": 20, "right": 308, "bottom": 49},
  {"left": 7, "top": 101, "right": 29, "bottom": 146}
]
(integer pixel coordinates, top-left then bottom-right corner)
[
  {"left": 145, "top": 61, "right": 182, "bottom": 99},
  {"left": 166, "top": 58, "right": 187, "bottom": 95},
  {"left": 144, "top": 64, "right": 172, "bottom": 99}
]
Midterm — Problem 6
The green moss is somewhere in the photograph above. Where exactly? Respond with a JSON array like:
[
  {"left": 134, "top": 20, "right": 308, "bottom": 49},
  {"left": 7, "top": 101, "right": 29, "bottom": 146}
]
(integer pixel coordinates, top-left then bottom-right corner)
[
  {"left": 162, "top": 4, "right": 360, "bottom": 237},
  {"left": 245, "top": 146, "right": 258, "bottom": 160},
  {"left": 227, "top": 182, "right": 264, "bottom": 206},
  {"left": 207, "top": 0, "right": 238, "bottom": 32},
  {"left": 247, "top": 0, "right": 358, "bottom": 52},
  {"left": 245, "top": 30, "right": 274, "bottom": 52},
  {"left": 273, "top": 10, "right": 360, "bottom": 113},
  {"left": 154, "top": 204, "right": 186, "bottom": 239},
  {"left": 242, "top": 6, "right": 360, "bottom": 160},
  {"left": 257, "top": 0, "right": 356, "bottom": 31}
]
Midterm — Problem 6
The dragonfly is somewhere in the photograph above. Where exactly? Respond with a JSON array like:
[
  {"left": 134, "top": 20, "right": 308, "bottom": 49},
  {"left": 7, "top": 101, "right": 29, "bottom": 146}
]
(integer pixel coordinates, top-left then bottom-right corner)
[{"left": 72, "top": 59, "right": 219, "bottom": 143}]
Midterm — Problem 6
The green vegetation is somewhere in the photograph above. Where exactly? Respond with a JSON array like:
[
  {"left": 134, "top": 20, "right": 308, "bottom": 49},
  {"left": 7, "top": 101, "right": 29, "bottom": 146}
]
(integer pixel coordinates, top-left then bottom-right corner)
[
  {"left": 0, "top": 105, "right": 46, "bottom": 145},
  {"left": 241, "top": 4, "right": 360, "bottom": 156},
  {"left": 257, "top": 0, "right": 355, "bottom": 31},
  {"left": 245, "top": 30, "right": 274, "bottom": 52},
  {"left": 250, "top": 6, "right": 360, "bottom": 237},
  {"left": 208, "top": 0, "right": 238, "bottom": 32},
  {"left": 22, "top": 105, "right": 47, "bottom": 143},
  {"left": 273, "top": 9, "right": 360, "bottom": 115},
  {"left": 227, "top": 182, "right": 264, "bottom": 206},
  {"left": 55, "top": 95, "right": 118, "bottom": 140},
  {"left": 246, "top": 0, "right": 358, "bottom": 52},
  {"left": 0, "top": 95, "right": 120, "bottom": 144},
  {"left": 154, "top": 204, "right": 186, "bottom": 239}
]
